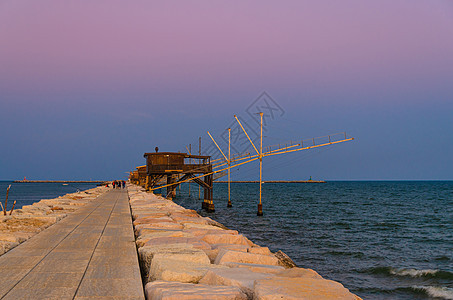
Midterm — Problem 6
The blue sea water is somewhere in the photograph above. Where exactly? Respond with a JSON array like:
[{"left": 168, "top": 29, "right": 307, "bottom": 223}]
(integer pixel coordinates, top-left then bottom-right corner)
[
  {"left": 172, "top": 181, "right": 453, "bottom": 300},
  {"left": 0, "top": 181, "right": 98, "bottom": 211}
]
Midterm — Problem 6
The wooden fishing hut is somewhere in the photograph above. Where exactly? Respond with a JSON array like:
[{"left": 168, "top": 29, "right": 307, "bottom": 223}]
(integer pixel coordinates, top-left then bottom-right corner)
[
  {"left": 143, "top": 152, "right": 215, "bottom": 211},
  {"left": 129, "top": 166, "right": 147, "bottom": 186},
  {"left": 129, "top": 170, "right": 139, "bottom": 184},
  {"left": 137, "top": 166, "right": 147, "bottom": 186}
]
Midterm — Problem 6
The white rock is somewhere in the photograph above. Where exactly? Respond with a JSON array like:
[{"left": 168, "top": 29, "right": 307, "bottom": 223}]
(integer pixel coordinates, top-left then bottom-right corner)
[
  {"left": 276, "top": 267, "right": 323, "bottom": 279},
  {"left": 248, "top": 246, "right": 272, "bottom": 256},
  {"left": 144, "top": 237, "right": 211, "bottom": 250},
  {"left": 149, "top": 259, "right": 215, "bottom": 283},
  {"left": 214, "top": 249, "right": 279, "bottom": 266},
  {"left": 225, "top": 262, "right": 284, "bottom": 274},
  {"left": 199, "top": 267, "right": 274, "bottom": 298},
  {"left": 253, "top": 276, "right": 360, "bottom": 300},
  {"left": 202, "top": 234, "right": 253, "bottom": 246},
  {"left": 136, "top": 230, "right": 193, "bottom": 247},
  {"left": 146, "top": 247, "right": 212, "bottom": 282},
  {"left": 138, "top": 243, "right": 196, "bottom": 277},
  {"left": 145, "top": 280, "right": 247, "bottom": 300}
]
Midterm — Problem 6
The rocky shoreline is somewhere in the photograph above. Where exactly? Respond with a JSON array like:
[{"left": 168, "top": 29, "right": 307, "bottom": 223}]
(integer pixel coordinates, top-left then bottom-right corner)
[
  {"left": 0, "top": 186, "right": 108, "bottom": 255},
  {"left": 128, "top": 184, "right": 361, "bottom": 299}
]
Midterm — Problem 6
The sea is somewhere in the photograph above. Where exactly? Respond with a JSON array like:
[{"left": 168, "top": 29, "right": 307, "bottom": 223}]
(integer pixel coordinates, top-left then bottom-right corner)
[
  {"left": 0, "top": 181, "right": 99, "bottom": 211},
  {"left": 1, "top": 180, "right": 452, "bottom": 299}
]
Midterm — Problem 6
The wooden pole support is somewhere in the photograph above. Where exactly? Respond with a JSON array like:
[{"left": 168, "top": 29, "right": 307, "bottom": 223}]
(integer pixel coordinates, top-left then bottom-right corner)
[
  {"left": 3, "top": 185, "right": 11, "bottom": 216},
  {"left": 9, "top": 200, "right": 16, "bottom": 215},
  {"left": 257, "top": 203, "right": 263, "bottom": 216}
]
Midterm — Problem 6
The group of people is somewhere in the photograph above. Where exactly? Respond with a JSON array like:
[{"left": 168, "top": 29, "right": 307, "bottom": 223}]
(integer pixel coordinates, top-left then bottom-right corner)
[{"left": 110, "top": 180, "right": 126, "bottom": 189}]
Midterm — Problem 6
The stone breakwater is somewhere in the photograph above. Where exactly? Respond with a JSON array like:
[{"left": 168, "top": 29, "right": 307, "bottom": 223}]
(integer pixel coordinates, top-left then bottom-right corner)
[
  {"left": 128, "top": 184, "right": 362, "bottom": 300},
  {"left": 0, "top": 186, "right": 108, "bottom": 255}
]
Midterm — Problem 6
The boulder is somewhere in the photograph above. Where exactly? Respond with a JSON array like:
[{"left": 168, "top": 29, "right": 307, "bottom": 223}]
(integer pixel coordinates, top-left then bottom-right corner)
[
  {"left": 138, "top": 243, "right": 196, "bottom": 277},
  {"left": 144, "top": 237, "right": 211, "bottom": 250},
  {"left": 253, "top": 276, "right": 360, "bottom": 300},
  {"left": 204, "top": 217, "right": 230, "bottom": 230},
  {"left": 211, "top": 244, "right": 249, "bottom": 252},
  {"left": 204, "top": 244, "right": 249, "bottom": 263},
  {"left": 199, "top": 267, "right": 274, "bottom": 298},
  {"left": 183, "top": 223, "right": 227, "bottom": 231},
  {"left": 152, "top": 248, "right": 211, "bottom": 265},
  {"left": 276, "top": 267, "right": 322, "bottom": 279},
  {"left": 203, "top": 249, "right": 219, "bottom": 263},
  {"left": 224, "top": 263, "right": 284, "bottom": 274},
  {"left": 145, "top": 280, "right": 247, "bottom": 300},
  {"left": 136, "top": 231, "right": 193, "bottom": 248},
  {"left": 202, "top": 234, "right": 253, "bottom": 246},
  {"left": 149, "top": 259, "right": 216, "bottom": 283},
  {"left": 135, "top": 222, "right": 184, "bottom": 233},
  {"left": 144, "top": 246, "right": 211, "bottom": 282},
  {"left": 133, "top": 216, "right": 174, "bottom": 225},
  {"left": 248, "top": 246, "right": 272, "bottom": 256},
  {"left": 214, "top": 249, "right": 279, "bottom": 266},
  {"left": 183, "top": 227, "right": 237, "bottom": 237},
  {"left": 274, "top": 250, "right": 297, "bottom": 268}
]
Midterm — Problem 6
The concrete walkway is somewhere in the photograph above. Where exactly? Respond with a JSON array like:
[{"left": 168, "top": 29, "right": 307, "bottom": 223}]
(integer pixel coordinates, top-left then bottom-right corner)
[{"left": 0, "top": 189, "right": 144, "bottom": 299}]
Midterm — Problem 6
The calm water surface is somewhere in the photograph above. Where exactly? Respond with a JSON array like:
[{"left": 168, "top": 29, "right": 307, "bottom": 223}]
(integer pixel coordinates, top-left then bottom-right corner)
[
  {"left": 172, "top": 181, "right": 453, "bottom": 300},
  {"left": 0, "top": 181, "right": 98, "bottom": 210}
]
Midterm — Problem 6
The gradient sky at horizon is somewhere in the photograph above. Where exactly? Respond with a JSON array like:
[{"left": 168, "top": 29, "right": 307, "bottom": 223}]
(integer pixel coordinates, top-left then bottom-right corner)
[{"left": 1, "top": 0, "right": 452, "bottom": 180}]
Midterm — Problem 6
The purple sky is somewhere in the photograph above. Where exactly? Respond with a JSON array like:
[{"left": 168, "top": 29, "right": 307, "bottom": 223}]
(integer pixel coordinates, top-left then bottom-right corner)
[{"left": 1, "top": 0, "right": 453, "bottom": 180}]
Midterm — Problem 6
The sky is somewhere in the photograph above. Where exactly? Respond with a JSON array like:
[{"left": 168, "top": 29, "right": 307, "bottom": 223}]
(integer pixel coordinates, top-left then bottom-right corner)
[{"left": 1, "top": 0, "right": 452, "bottom": 181}]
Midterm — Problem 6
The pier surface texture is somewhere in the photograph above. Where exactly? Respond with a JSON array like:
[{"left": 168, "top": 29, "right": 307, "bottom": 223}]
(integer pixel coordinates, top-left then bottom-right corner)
[{"left": 0, "top": 189, "right": 144, "bottom": 299}]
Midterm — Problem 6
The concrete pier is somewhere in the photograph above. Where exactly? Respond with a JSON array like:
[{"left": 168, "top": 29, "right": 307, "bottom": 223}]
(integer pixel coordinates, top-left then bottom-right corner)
[{"left": 0, "top": 189, "right": 144, "bottom": 299}]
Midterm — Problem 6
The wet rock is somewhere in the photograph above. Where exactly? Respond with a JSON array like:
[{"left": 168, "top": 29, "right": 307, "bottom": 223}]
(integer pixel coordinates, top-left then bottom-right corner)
[{"left": 274, "top": 250, "right": 297, "bottom": 268}]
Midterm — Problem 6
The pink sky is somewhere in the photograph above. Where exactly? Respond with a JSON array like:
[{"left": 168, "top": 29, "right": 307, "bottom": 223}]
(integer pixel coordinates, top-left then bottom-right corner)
[{"left": 1, "top": 0, "right": 452, "bottom": 106}]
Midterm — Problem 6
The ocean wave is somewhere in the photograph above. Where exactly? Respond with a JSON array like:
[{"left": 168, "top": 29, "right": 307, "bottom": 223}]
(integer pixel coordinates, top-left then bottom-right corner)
[
  {"left": 355, "top": 286, "right": 453, "bottom": 299},
  {"left": 365, "top": 266, "right": 453, "bottom": 279},
  {"left": 390, "top": 268, "right": 439, "bottom": 277},
  {"left": 411, "top": 286, "right": 453, "bottom": 300}
]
